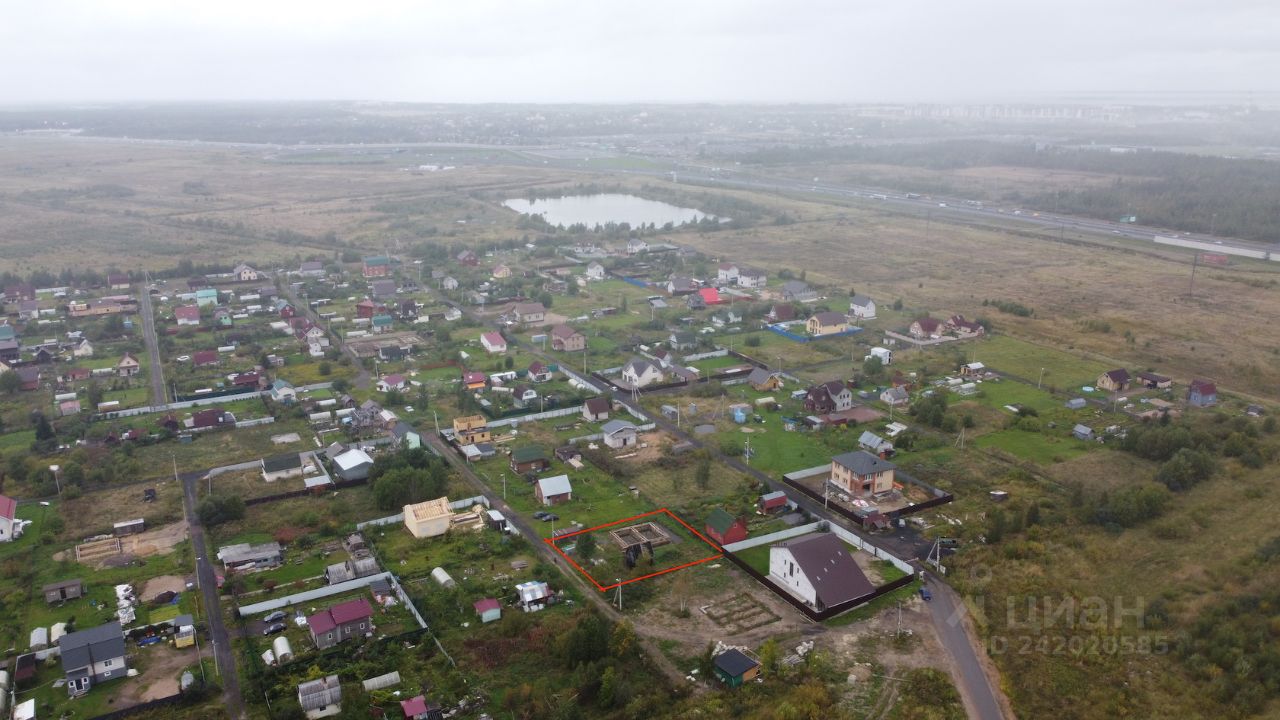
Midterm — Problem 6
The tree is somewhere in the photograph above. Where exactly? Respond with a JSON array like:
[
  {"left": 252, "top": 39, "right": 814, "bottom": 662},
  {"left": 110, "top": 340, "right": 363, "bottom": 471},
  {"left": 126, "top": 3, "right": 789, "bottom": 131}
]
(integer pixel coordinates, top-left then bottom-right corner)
[
  {"left": 576, "top": 532, "right": 597, "bottom": 562},
  {"left": 1156, "top": 448, "right": 1216, "bottom": 491},
  {"left": 86, "top": 381, "right": 104, "bottom": 409},
  {"left": 372, "top": 465, "right": 446, "bottom": 510},
  {"left": 609, "top": 620, "right": 636, "bottom": 658},
  {"left": 0, "top": 370, "right": 21, "bottom": 395},
  {"left": 197, "top": 495, "right": 245, "bottom": 526},
  {"left": 503, "top": 356, "right": 514, "bottom": 370},
  {"left": 694, "top": 457, "right": 711, "bottom": 491},
  {"left": 862, "top": 356, "right": 884, "bottom": 379},
  {"left": 384, "top": 389, "right": 405, "bottom": 407},
  {"left": 759, "top": 638, "right": 781, "bottom": 674},
  {"left": 317, "top": 361, "right": 331, "bottom": 377}
]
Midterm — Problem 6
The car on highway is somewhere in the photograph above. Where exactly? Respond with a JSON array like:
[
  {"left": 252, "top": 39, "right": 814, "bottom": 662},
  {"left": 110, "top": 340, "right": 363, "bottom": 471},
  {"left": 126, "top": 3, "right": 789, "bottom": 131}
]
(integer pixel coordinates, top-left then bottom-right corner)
[
  {"left": 920, "top": 587, "right": 932, "bottom": 601},
  {"left": 262, "top": 622, "right": 286, "bottom": 636},
  {"left": 262, "top": 610, "right": 286, "bottom": 623}
]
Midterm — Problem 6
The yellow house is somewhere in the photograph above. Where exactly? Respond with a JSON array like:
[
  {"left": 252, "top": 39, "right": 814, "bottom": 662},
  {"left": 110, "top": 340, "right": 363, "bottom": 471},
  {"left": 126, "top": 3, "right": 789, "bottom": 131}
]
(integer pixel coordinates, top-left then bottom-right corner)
[
  {"left": 806, "top": 311, "right": 850, "bottom": 336},
  {"left": 404, "top": 497, "right": 453, "bottom": 539},
  {"left": 452, "top": 415, "right": 491, "bottom": 445}
]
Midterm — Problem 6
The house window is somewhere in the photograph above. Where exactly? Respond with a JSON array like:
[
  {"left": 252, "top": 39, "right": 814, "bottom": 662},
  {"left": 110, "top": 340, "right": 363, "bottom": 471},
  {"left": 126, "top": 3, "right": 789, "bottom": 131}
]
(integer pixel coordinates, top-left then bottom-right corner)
[
  {"left": 789, "top": 561, "right": 795, "bottom": 577},
  {"left": 103, "top": 670, "right": 112, "bottom": 677},
  {"left": 326, "top": 632, "right": 333, "bottom": 640},
  {"left": 104, "top": 659, "right": 112, "bottom": 667},
  {"left": 359, "top": 622, "right": 366, "bottom": 630}
]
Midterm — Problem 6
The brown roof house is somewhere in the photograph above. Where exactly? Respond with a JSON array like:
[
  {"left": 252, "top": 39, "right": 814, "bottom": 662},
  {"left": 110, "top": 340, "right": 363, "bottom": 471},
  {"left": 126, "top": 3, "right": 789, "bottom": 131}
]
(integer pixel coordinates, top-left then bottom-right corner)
[
  {"left": 582, "top": 397, "right": 611, "bottom": 422},
  {"left": 307, "top": 598, "right": 374, "bottom": 649},
  {"left": 768, "top": 533, "right": 875, "bottom": 611},
  {"left": 909, "top": 317, "right": 943, "bottom": 339},
  {"left": 1096, "top": 369, "right": 1131, "bottom": 392},
  {"left": 830, "top": 450, "right": 896, "bottom": 498},
  {"left": 550, "top": 324, "right": 585, "bottom": 352},
  {"left": 116, "top": 353, "right": 141, "bottom": 377}
]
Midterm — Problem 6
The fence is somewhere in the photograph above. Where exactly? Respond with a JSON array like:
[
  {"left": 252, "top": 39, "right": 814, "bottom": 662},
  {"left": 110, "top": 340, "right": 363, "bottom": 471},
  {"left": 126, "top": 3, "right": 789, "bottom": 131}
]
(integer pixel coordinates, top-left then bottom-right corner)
[
  {"left": 1154, "top": 234, "right": 1276, "bottom": 261},
  {"left": 486, "top": 405, "right": 583, "bottom": 429},
  {"left": 87, "top": 691, "right": 191, "bottom": 720},
  {"left": 719, "top": 534, "right": 916, "bottom": 622},
  {"left": 235, "top": 416, "right": 276, "bottom": 429},
  {"left": 357, "top": 513, "right": 404, "bottom": 530},
  {"left": 242, "top": 476, "right": 367, "bottom": 507},
  {"left": 567, "top": 422, "right": 657, "bottom": 445},
  {"left": 721, "top": 522, "right": 826, "bottom": 553},
  {"left": 683, "top": 348, "right": 729, "bottom": 362},
  {"left": 765, "top": 324, "right": 863, "bottom": 343},
  {"left": 237, "top": 571, "right": 395, "bottom": 617},
  {"left": 778, "top": 468, "right": 953, "bottom": 529}
]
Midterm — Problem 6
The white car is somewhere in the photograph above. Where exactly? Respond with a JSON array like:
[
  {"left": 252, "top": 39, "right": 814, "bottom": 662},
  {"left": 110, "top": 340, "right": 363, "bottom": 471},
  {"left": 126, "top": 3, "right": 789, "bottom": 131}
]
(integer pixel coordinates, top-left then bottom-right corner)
[{"left": 176, "top": 355, "right": 190, "bottom": 362}]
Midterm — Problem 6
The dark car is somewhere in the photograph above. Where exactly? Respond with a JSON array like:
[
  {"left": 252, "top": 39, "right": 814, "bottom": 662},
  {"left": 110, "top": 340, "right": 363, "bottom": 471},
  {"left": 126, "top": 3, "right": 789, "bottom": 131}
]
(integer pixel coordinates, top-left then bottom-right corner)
[
  {"left": 542, "top": 514, "right": 559, "bottom": 522},
  {"left": 262, "top": 610, "right": 286, "bottom": 624},
  {"left": 937, "top": 538, "right": 961, "bottom": 548},
  {"left": 263, "top": 622, "right": 287, "bottom": 636},
  {"left": 532, "top": 511, "right": 549, "bottom": 521},
  {"left": 919, "top": 587, "right": 932, "bottom": 602}
]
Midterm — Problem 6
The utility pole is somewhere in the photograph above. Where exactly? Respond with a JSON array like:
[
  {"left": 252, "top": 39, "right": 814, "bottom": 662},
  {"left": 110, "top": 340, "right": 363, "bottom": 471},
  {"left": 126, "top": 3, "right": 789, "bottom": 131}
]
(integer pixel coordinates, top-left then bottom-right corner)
[
  {"left": 615, "top": 581, "right": 623, "bottom": 611},
  {"left": 1188, "top": 252, "right": 1199, "bottom": 298},
  {"left": 1037, "top": 367, "right": 1046, "bottom": 390}
]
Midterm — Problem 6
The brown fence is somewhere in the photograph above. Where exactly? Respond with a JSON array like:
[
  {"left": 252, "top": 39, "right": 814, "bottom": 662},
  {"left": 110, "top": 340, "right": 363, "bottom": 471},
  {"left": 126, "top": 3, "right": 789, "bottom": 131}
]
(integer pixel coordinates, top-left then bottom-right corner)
[
  {"left": 243, "top": 477, "right": 369, "bottom": 507},
  {"left": 779, "top": 474, "right": 953, "bottom": 526},
  {"left": 87, "top": 687, "right": 200, "bottom": 720},
  {"left": 720, "top": 548, "right": 915, "bottom": 622}
]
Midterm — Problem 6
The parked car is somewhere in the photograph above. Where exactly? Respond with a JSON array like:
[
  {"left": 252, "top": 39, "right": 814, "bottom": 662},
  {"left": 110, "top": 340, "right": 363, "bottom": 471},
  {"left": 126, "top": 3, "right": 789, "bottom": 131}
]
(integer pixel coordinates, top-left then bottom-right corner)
[
  {"left": 542, "top": 514, "right": 560, "bottom": 522},
  {"left": 936, "top": 538, "right": 960, "bottom": 549},
  {"left": 263, "top": 610, "right": 286, "bottom": 623},
  {"left": 532, "top": 511, "right": 549, "bottom": 520},
  {"left": 919, "top": 587, "right": 932, "bottom": 602},
  {"left": 263, "top": 623, "right": 287, "bottom": 636}
]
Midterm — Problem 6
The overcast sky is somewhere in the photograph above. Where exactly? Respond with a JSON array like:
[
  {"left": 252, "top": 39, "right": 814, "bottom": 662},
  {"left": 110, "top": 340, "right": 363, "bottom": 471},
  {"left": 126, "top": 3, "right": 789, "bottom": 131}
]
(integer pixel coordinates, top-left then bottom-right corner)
[{"left": 2, "top": 0, "right": 1277, "bottom": 104}]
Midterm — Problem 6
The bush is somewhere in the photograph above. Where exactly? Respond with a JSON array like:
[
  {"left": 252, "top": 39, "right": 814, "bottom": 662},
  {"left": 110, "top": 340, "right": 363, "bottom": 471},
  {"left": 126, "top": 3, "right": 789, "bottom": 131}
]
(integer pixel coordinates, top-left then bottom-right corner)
[
  {"left": 197, "top": 494, "right": 245, "bottom": 527},
  {"left": 1155, "top": 448, "right": 1216, "bottom": 491}
]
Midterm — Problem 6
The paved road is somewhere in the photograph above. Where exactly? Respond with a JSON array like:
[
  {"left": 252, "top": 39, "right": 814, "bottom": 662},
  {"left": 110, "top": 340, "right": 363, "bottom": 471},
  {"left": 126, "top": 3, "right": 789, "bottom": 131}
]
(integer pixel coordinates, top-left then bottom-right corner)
[
  {"left": 136, "top": 284, "right": 167, "bottom": 406},
  {"left": 179, "top": 468, "right": 245, "bottom": 720},
  {"left": 923, "top": 574, "right": 1006, "bottom": 720}
]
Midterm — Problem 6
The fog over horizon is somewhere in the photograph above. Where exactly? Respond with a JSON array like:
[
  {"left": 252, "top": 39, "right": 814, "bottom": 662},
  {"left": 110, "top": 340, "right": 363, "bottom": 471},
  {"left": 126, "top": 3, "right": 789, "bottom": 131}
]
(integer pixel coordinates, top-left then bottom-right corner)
[{"left": 2, "top": 0, "right": 1278, "bottom": 106}]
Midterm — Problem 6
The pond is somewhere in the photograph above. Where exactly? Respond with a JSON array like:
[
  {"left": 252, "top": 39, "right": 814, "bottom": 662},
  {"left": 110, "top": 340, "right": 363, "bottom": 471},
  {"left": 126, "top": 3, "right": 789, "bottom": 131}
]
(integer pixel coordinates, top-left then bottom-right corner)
[{"left": 502, "top": 193, "right": 714, "bottom": 227}]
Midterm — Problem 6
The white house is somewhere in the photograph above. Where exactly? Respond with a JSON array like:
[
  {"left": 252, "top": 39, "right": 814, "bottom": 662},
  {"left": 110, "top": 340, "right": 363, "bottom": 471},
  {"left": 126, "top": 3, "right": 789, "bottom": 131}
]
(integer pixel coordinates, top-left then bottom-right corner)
[
  {"left": 626, "top": 238, "right": 648, "bottom": 255},
  {"left": 585, "top": 262, "right": 606, "bottom": 281},
  {"left": 716, "top": 263, "right": 740, "bottom": 283},
  {"left": 72, "top": 339, "right": 95, "bottom": 358},
  {"left": 481, "top": 332, "right": 508, "bottom": 354},
  {"left": 271, "top": 379, "right": 297, "bottom": 404},
  {"left": 768, "top": 534, "right": 874, "bottom": 611},
  {"left": 535, "top": 475, "right": 573, "bottom": 506},
  {"left": 376, "top": 374, "right": 408, "bottom": 393},
  {"left": 601, "top": 419, "right": 638, "bottom": 449},
  {"left": 621, "top": 358, "right": 664, "bottom": 388},
  {"left": 737, "top": 267, "right": 768, "bottom": 289},
  {"left": 849, "top": 294, "right": 877, "bottom": 319},
  {"left": 0, "top": 494, "right": 17, "bottom": 542},
  {"left": 880, "top": 387, "right": 909, "bottom": 406}
]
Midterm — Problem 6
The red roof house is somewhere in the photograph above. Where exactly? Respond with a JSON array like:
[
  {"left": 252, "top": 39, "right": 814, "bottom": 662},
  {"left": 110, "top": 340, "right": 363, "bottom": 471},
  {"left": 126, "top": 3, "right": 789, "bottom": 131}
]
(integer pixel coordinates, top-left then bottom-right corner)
[
  {"left": 192, "top": 350, "right": 220, "bottom": 367},
  {"left": 698, "top": 287, "right": 723, "bottom": 305},
  {"left": 705, "top": 508, "right": 748, "bottom": 546},
  {"left": 307, "top": 597, "right": 374, "bottom": 649}
]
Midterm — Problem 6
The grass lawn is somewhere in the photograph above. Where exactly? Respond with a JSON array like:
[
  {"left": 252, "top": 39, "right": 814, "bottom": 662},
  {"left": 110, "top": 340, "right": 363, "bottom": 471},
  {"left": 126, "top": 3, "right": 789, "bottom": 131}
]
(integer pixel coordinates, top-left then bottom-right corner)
[
  {"left": 972, "top": 334, "right": 1115, "bottom": 392},
  {"left": 971, "top": 428, "right": 1093, "bottom": 465},
  {"left": 130, "top": 419, "right": 315, "bottom": 475}
]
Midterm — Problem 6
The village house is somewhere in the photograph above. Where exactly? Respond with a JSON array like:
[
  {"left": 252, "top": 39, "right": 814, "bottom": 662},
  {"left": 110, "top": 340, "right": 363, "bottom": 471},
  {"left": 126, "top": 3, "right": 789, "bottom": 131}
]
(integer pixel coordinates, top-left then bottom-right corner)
[
  {"left": 512, "top": 301, "right": 546, "bottom": 325},
  {"left": 805, "top": 381, "right": 853, "bottom": 414},
  {"left": 1097, "top": 369, "right": 1131, "bottom": 392},
  {"left": 473, "top": 598, "right": 502, "bottom": 625},
  {"left": 747, "top": 368, "right": 784, "bottom": 392},
  {"left": 398, "top": 299, "right": 418, "bottom": 319},
  {"left": 270, "top": 378, "right": 297, "bottom": 404},
  {"left": 737, "top": 267, "right": 768, "bottom": 288},
  {"left": 525, "top": 474, "right": 572, "bottom": 509},
  {"left": 909, "top": 317, "right": 943, "bottom": 339},
  {"left": 43, "top": 578, "right": 84, "bottom": 604},
  {"left": 601, "top": 419, "right": 639, "bottom": 449},
  {"left": 275, "top": 299, "right": 297, "bottom": 318},
  {"left": 233, "top": 263, "right": 260, "bottom": 282},
  {"left": 666, "top": 276, "right": 697, "bottom": 296},
  {"left": 116, "top": 352, "right": 140, "bottom": 377},
  {"left": 717, "top": 263, "right": 740, "bottom": 283},
  {"left": 376, "top": 374, "right": 408, "bottom": 393},
  {"left": 71, "top": 338, "right": 94, "bottom": 358},
  {"left": 767, "top": 304, "right": 796, "bottom": 322},
  {"left": 261, "top": 453, "right": 304, "bottom": 482},
  {"left": 297, "top": 260, "right": 326, "bottom": 277},
  {"left": 195, "top": 288, "right": 219, "bottom": 307},
  {"left": 462, "top": 371, "right": 487, "bottom": 391},
  {"left": 510, "top": 445, "right": 551, "bottom": 474},
  {"left": 308, "top": 598, "right": 374, "bottom": 649},
  {"left": 626, "top": 238, "right": 649, "bottom": 255},
  {"left": 781, "top": 280, "right": 817, "bottom": 302},
  {"left": 830, "top": 450, "right": 896, "bottom": 497},
  {"left": 806, "top": 311, "right": 849, "bottom": 336},
  {"left": 713, "top": 649, "right": 762, "bottom": 688},
  {"left": 400, "top": 696, "right": 445, "bottom": 720},
  {"left": 452, "top": 415, "right": 491, "bottom": 445},
  {"left": 355, "top": 299, "right": 383, "bottom": 319},
  {"left": 1073, "top": 424, "right": 1095, "bottom": 441},
  {"left": 60, "top": 622, "right": 127, "bottom": 697},
  {"left": 768, "top": 533, "right": 875, "bottom": 611},
  {"left": 621, "top": 358, "right": 665, "bottom": 388},
  {"left": 946, "top": 314, "right": 985, "bottom": 335},
  {"left": 1187, "top": 379, "right": 1218, "bottom": 407},
  {"left": 669, "top": 331, "right": 698, "bottom": 351},
  {"left": 959, "top": 362, "right": 986, "bottom": 377},
  {"left": 859, "top": 430, "right": 894, "bottom": 457},
  {"left": 107, "top": 274, "right": 131, "bottom": 290},
  {"left": 550, "top": 324, "right": 585, "bottom": 352},
  {"left": 849, "top": 294, "right": 877, "bottom": 319},
  {"left": 705, "top": 508, "right": 748, "bottom": 546},
  {"left": 491, "top": 263, "right": 512, "bottom": 279},
  {"left": 585, "top": 262, "right": 606, "bottom": 281},
  {"left": 192, "top": 349, "right": 219, "bottom": 367},
  {"left": 4, "top": 283, "right": 35, "bottom": 301},
  {"left": 481, "top": 331, "right": 508, "bottom": 354},
  {"left": 212, "top": 308, "right": 233, "bottom": 327},
  {"left": 512, "top": 384, "right": 539, "bottom": 409},
  {"left": 174, "top": 305, "right": 201, "bottom": 326},
  {"left": 188, "top": 408, "right": 232, "bottom": 431},
  {"left": 1137, "top": 371, "right": 1173, "bottom": 390},
  {"left": 298, "top": 675, "right": 342, "bottom": 718},
  {"left": 758, "top": 491, "right": 790, "bottom": 514},
  {"left": 363, "top": 256, "right": 392, "bottom": 278},
  {"left": 441, "top": 276, "right": 459, "bottom": 291},
  {"left": 370, "top": 279, "right": 397, "bottom": 299},
  {"left": 456, "top": 250, "right": 478, "bottom": 266},
  {"left": 0, "top": 494, "right": 19, "bottom": 541},
  {"left": 403, "top": 497, "right": 454, "bottom": 539},
  {"left": 333, "top": 448, "right": 375, "bottom": 481},
  {"left": 371, "top": 314, "right": 395, "bottom": 334},
  {"left": 880, "top": 386, "right": 909, "bottom": 407},
  {"left": 582, "top": 396, "right": 611, "bottom": 422},
  {"left": 527, "top": 361, "right": 552, "bottom": 382},
  {"left": 697, "top": 286, "right": 722, "bottom": 306}
]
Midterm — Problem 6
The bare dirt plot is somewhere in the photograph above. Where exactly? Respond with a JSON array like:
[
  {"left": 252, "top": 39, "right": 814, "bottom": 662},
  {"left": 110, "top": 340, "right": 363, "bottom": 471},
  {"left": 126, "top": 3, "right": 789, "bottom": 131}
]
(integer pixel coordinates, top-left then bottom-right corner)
[
  {"left": 58, "top": 480, "right": 185, "bottom": 542},
  {"left": 112, "top": 642, "right": 204, "bottom": 705},
  {"left": 140, "top": 574, "right": 188, "bottom": 602}
]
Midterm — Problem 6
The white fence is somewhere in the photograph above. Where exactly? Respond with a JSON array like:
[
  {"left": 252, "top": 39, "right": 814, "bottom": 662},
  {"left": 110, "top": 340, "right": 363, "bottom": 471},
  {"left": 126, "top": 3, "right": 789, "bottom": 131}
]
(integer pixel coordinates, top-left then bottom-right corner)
[
  {"left": 488, "top": 405, "right": 582, "bottom": 429},
  {"left": 567, "top": 422, "right": 657, "bottom": 445},
  {"left": 683, "top": 348, "right": 729, "bottom": 362},
  {"left": 722, "top": 521, "right": 913, "bottom": 575},
  {"left": 237, "top": 571, "right": 394, "bottom": 617},
  {"left": 236, "top": 417, "right": 276, "bottom": 429},
  {"left": 357, "top": 513, "right": 404, "bottom": 530}
]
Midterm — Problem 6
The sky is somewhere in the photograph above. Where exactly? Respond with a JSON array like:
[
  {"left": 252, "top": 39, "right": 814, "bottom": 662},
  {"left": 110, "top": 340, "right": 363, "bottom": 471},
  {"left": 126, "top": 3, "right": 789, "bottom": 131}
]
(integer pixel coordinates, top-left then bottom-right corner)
[{"left": 2, "top": 0, "right": 1278, "bottom": 104}]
